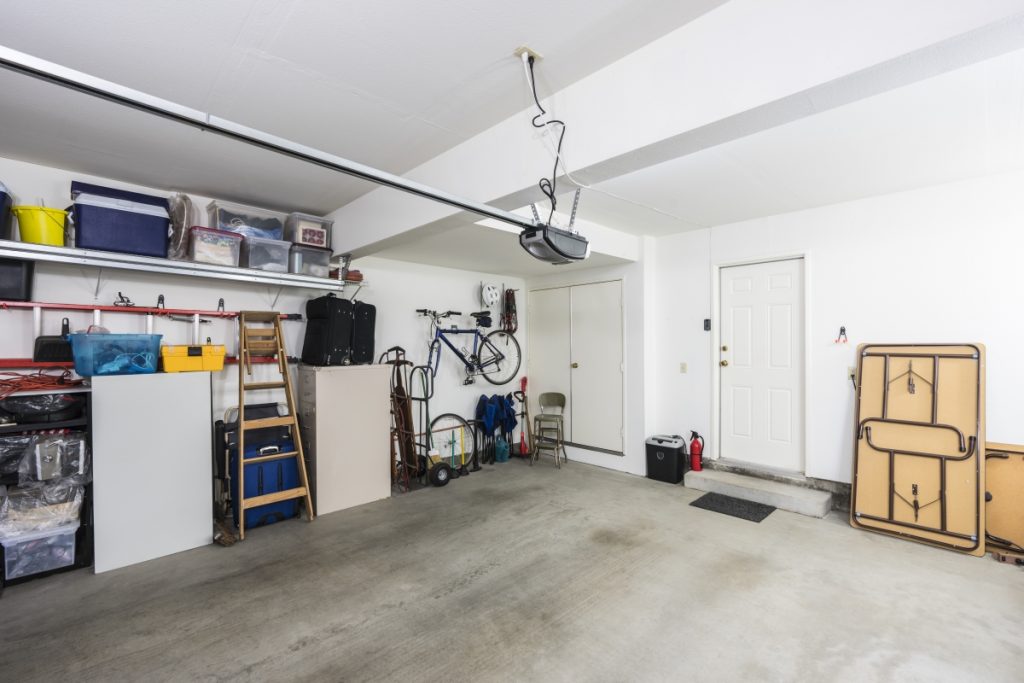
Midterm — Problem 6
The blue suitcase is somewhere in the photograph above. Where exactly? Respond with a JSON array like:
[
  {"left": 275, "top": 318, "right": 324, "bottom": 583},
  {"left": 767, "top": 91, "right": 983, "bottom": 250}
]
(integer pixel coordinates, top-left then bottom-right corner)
[{"left": 229, "top": 438, "right": 300, "bottom": 529}]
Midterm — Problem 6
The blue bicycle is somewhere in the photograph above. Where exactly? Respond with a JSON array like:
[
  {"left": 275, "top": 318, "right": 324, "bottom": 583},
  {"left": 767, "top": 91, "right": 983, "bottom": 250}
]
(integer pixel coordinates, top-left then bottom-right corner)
[{"left": 417, "top": 309, "right": 522, "bottom": 385}]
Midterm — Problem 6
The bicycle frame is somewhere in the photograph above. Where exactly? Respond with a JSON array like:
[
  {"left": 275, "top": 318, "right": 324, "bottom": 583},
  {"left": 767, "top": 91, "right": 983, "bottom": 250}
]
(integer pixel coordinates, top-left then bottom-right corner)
[{"left": 428, "top": 322, "right": 505, "bottom": 377}]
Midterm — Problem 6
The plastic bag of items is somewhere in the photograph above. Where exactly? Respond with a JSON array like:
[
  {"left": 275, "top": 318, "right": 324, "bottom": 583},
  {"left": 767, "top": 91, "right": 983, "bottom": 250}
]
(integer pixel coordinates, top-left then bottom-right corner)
[
  {"left": 0, "top": 481, "right": 84, "bottom": 534},
  {"left": 0, "top": 435, "right": 33, "bottom": 476},
  {"left": 17, "top": 431, "right": 90, "bottom": 487}
]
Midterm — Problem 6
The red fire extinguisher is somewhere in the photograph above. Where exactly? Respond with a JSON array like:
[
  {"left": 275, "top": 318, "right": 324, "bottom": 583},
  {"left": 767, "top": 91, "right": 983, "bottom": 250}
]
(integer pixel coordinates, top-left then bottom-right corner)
[{"left": 689, "top": 431, "right": 704, "bottom": 471}]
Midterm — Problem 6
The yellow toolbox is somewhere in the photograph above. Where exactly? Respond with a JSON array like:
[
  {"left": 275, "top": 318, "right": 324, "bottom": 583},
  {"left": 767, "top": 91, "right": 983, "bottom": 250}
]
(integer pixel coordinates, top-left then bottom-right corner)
[{"left": 161, "top": 344, "right": 226, "bottom": 372}]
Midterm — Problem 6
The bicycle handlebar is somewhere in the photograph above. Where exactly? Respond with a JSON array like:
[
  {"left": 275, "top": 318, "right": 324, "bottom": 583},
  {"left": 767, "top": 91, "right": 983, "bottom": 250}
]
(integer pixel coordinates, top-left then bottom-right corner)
[{"left": 416, "top": 309, "right": 462, "bottom": 318}]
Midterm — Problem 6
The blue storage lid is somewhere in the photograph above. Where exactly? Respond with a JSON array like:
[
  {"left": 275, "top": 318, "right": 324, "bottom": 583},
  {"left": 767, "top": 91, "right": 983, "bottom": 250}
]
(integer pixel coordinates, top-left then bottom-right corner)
[{"left": 70, "top": 181, "right": 169, "bottom": 212}]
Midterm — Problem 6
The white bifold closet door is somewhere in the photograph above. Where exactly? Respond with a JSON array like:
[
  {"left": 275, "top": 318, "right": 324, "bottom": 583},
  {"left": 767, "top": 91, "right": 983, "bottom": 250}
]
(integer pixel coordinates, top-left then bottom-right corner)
[
  {"left": 528, "top": 280, "right": 623, "bottom": 453},
  {"left": 527, "top": 287, "right": 573, "bottom": 440}
]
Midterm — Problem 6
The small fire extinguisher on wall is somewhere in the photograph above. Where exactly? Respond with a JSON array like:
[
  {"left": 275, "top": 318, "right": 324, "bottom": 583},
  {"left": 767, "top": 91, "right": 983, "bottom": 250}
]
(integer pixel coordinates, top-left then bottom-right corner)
[{"left": 689, "top": 431, "right": 704, "bottom": 471}]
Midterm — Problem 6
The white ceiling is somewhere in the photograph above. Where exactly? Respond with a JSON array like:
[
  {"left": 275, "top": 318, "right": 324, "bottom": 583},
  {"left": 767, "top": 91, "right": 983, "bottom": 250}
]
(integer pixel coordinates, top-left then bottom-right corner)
[
  {"left": 569, "top": 47, "right": 1024, "bottom": 235},
  {"left": 369, "top": 223, "right": 630, "bottom": 277},
  {"left": 0, "top": 0, "right": 723, "bottom": 214}
]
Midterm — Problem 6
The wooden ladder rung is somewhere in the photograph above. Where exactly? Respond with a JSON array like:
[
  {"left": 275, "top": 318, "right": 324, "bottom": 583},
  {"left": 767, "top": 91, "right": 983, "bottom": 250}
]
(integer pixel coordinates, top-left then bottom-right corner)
[
  {"left": 244, "top": 381, "right": 287, "bottom": 391},
  {"left": 242, "top": 487, "right": 308, "bottom": 509},
  {"left": 240, "top": 311, "right": 280, "bottom": 322},
  {"left": 242, "top": 415, "right": 295, "bottom": 430},
  {"left": 245, "top": 329, "right": 278, "bottom": 338},
  {"left": 246, "top": 450, "right": 299, "bottom": 464}
]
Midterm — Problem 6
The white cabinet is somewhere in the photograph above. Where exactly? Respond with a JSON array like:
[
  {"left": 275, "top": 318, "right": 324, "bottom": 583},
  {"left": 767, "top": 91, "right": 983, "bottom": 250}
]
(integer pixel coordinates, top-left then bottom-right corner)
[
  {"left": 91, "top": 372, "right": 212, "bottom": 573},
  {"left": 298, "top": 365, "right": 391, "bottom": 516},
  {"left": 528, "top": 281, "right": 624, "bottom": 453}
]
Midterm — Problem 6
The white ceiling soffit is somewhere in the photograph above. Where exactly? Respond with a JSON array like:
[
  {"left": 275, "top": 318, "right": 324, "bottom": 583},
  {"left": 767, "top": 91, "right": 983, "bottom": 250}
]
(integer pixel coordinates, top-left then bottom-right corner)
[
  {"left": 573, "top": 46, "right": 1024, "bottom": 235},
  {"left": 368, "top": 222, "right": 630, "bottom": 278},
  {"left": 0, "top": 0, "right": 725, "bottom": 214}
]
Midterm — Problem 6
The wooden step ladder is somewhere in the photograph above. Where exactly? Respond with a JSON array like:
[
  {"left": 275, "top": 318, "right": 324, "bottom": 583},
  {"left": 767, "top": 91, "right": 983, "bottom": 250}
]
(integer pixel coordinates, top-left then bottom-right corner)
[{"left": 236, "top": 311, "right": 315, "bottom": 540}]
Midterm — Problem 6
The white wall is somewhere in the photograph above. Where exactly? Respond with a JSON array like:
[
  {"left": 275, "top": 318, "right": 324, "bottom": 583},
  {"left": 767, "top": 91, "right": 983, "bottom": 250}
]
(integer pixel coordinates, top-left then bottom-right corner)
[
  {"left": 349, "top": 256, "right": 527, "bottom": 428},
  {"left": 652, "top": 171, "right": 1024, "bottom": 483},
  {"left": 0, "top": 157, "right": 527, "bottom": 428},
  {"left": 527, "top": 246, "right": 655, "bottom": 477}
]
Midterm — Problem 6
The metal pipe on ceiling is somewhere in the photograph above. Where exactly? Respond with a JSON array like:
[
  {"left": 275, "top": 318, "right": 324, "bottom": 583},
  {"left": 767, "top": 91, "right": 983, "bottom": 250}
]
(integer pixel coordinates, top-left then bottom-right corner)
[{"left": 0, "top": 45, "right": 542, "bottom": 233}]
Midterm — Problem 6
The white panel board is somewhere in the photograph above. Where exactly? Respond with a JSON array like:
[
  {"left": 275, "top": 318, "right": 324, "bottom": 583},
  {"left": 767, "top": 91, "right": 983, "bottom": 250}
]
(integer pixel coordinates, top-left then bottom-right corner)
[{"left": 92, "top": 372, "right": 212, "bottom": 573}]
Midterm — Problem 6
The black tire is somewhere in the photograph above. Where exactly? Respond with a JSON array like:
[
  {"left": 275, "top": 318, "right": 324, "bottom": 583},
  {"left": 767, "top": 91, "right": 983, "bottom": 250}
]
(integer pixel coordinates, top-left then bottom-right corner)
[
  {"left": 430, "top": 413, "right": 476, "bottom": 468},
  {"left": 479, "top": 330, "right": 521, "bottom": 385},
  {"left": 430, "top": 462, "right": 452, "bottom": 487}
]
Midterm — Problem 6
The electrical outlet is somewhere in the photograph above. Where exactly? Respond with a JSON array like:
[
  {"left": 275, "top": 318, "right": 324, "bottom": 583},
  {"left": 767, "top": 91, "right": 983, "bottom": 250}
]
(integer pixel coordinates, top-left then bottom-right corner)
[
  {"left": 513, "top": 46, "right": 544, "bottom": 61},
  {"left": 679, "top": 362, "right": 688, "bottom": 374}
]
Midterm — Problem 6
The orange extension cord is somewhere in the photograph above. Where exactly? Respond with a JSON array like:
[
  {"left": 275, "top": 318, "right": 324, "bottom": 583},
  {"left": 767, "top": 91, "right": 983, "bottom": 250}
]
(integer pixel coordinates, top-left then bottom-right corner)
[{"left": 0, "top": 370, "right": 84, "bottom": 401}]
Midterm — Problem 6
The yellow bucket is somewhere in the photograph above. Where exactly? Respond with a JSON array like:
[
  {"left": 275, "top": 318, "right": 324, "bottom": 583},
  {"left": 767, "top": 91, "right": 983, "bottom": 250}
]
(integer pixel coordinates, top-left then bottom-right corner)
[{"left": 12, "top": 205, "right": 66, "bottom": 246}]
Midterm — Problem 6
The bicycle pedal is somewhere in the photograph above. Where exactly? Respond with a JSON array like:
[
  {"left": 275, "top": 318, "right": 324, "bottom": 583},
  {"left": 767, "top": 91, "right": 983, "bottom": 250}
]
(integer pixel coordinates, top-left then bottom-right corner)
[{"left": 463, "top": 377, "right": 475, "bottom": 386}]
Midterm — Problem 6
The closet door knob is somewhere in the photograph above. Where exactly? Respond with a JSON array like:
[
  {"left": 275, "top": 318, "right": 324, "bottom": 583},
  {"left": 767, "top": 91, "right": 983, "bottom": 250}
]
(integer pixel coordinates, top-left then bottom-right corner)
[
  {"left": 571, "top": 362, "right": 579, "bottom": 369},
  {"left": 720, "top": 360, "right": 729, "bottom": 367}
]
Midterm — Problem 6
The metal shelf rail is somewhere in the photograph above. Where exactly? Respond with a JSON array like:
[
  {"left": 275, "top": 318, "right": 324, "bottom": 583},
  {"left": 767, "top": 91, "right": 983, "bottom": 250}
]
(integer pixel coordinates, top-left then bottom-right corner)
[{"left": 0, "top": 240, "right": 347, "bottom": 293}]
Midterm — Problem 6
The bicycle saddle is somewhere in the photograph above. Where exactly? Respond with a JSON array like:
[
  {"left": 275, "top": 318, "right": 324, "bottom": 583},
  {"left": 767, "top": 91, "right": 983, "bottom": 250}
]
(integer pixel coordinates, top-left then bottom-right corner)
[{"left": 470, "top": 311, "right": 490, "bottom": 318}]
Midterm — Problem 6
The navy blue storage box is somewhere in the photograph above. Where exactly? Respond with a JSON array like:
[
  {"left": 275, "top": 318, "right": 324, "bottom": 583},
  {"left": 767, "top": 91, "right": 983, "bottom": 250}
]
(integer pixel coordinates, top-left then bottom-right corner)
[
  {"left": 0, "top": 189, "right": 12, "bottom": 240},
  {"left": 229, "top": 437, "right": 300, "bottom": 529},
  {"left": 71, "top": 181, "right": 169, "bottom": 258}
]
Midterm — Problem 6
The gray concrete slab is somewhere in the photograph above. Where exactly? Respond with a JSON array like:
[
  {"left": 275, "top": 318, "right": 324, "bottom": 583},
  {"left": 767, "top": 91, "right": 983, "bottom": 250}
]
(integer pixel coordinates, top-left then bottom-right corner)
[
  {"left": 0, "top": 460, "right": 1021, "bottom": 682},
  {"left": 685, "top": 469, "right": 832, "bottom": 517}
]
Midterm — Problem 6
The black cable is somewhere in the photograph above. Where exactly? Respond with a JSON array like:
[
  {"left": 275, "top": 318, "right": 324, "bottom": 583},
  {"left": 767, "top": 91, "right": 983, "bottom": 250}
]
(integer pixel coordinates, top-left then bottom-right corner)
[{"left": 528, "top": 56, "right": 566, "bottom": 226}]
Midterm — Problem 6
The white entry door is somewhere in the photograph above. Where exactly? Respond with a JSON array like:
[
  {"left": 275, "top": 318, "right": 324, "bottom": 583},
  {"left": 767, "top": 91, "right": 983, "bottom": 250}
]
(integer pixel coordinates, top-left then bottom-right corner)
[
  {"left": 570, "top": 280, "right": 623, "bottom": 452},
  {"left": 719, "top": 259, "right": 804, "bottom": 472}
]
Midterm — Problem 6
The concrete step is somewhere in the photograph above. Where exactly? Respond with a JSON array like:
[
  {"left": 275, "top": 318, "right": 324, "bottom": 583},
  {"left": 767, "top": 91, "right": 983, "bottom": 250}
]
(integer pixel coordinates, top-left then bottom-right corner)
[{"left": 684, "top": 469, "right": 832, "bottom": 518}]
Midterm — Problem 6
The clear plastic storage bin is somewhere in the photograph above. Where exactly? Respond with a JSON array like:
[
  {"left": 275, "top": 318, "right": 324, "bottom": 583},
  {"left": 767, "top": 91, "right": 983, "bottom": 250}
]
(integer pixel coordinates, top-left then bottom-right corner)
[
  {"left": 1, "top": 522, "right": 79, "bottom": 579},
  {"left": 284, "top": 212, "right": 333, "bottom": 248},
  {"left": 189, "top": 226, "right": 243, "bottom": 266},
  {"left": 207, "top": 200, "right": 285, "bottom": 240},
  {"left": 289, "top": 244, "right": 331, "bottom": 278},
  {"left": 68, "top": 333, "right": 162, "bottom": 376},
  {"left": 240, "top": 237, "right": 290, "bottom": 272}
]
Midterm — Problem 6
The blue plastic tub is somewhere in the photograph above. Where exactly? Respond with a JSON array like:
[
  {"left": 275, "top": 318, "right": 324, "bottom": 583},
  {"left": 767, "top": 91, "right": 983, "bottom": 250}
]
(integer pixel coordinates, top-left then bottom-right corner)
[
  {"left": 68, "top": 333, "right": 162, "bottom": 376},
  {"left": 71, "top": 182, "right": 170, "bottom": 258}
]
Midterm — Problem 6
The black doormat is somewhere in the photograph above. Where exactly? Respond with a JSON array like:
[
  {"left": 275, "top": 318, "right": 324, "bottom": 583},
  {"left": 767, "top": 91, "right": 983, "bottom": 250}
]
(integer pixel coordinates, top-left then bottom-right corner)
[{"left": 690, "top": 492, "right": 775, "bottom": 523}]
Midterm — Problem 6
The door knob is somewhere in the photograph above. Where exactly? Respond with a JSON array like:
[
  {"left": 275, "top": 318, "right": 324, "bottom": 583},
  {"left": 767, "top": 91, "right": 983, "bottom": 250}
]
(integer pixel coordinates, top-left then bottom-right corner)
[
  {"left": 571, "top": 362, "right": 579, "bottom": 369},
  {"left": 721, "top": 345, "right": 728, "bottom": 351},
  {"left": 720, "top": 360, "right": 729, "bottom": 367}
]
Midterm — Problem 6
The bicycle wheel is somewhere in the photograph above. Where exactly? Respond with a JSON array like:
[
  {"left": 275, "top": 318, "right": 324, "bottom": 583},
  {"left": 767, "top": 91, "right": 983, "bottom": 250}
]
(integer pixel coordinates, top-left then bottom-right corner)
[
  {"left": 479, "top": 330, "right": 521, "bottom": 385},
  {"left": 430, "top": 413, "right": 476, "bottom": 468}
]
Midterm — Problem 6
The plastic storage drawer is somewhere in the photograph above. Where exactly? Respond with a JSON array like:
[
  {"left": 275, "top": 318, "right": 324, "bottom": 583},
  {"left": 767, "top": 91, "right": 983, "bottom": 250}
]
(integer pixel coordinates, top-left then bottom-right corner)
[
  {"left": 161, "top": 344, "right": 226, "bottom": 372},
  {"left": 71, "top": 181, "right": 170, "bottom": 258},
  {"left": 189, "top": 226, "right": 242, "bottom": 266},
  {"left": 241, "top": 236, "right": 290, "bottom": 272},
  {"left": 68, "top": 333, "right": 162, "bottom": 376},
  {"left": 289, "top": 244, "right": 331, "bottom": 278},
  {"left": 207, "top": 200, "right": 285, "bottom": 240},
  {"left": 285, "top": 212, "right": 333, "bottom": 248},
  {"left": 1, "top": 523, "right": 79, "bottom": 580}
]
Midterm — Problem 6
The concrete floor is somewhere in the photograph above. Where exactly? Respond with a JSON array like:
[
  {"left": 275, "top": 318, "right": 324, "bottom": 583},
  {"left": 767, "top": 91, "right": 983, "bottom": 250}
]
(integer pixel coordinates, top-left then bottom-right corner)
[{"left": 1, "top": 460, "right": 1022, "bottom": 682}]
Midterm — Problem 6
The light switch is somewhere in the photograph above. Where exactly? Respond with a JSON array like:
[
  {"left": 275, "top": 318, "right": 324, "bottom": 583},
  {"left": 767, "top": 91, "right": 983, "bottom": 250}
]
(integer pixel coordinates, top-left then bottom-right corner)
[{"left": 679, "top": 362, "right": 688, "bottom": 373}]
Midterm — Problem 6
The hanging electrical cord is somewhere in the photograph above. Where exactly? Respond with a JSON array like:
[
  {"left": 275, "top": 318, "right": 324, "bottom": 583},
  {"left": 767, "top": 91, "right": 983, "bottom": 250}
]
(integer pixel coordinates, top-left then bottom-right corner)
[
  {"left": 526, "top": 55, "right": 566, "bottom": 226},
  {"left": 520, "top": 53, "right": 705, "bottom": 229}
]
